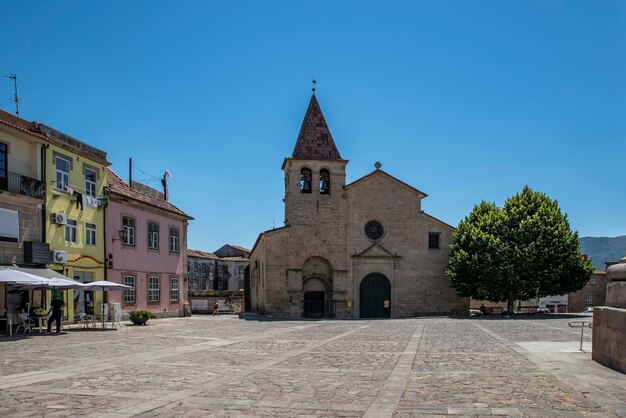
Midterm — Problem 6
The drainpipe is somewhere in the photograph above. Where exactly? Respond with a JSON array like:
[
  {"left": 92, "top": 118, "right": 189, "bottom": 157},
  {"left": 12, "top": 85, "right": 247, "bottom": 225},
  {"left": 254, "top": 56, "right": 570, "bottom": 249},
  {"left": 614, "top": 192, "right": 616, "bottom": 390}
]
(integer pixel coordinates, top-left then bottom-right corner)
[
  {"left": 103, "top": 190, "right": 107, "bottom": 281},
  {"left": 40, "top": 144, "right": 49, "bottom": 242}
]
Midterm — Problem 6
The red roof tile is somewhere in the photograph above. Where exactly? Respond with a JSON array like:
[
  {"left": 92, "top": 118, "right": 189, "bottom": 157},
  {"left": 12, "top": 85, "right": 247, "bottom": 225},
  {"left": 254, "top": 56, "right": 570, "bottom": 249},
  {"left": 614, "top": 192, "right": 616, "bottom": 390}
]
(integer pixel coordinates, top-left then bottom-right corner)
[
  {"left": 0, "top": 109, "right": 47, "bottom": 141},
  {"left": 187, "top": 249, "right": 217, "bottom": 259},
  {"left": 105, "top": 168, "right": 193, "bottom": 220},
  {"left": 292, "top": 95, "right": 342, "bottom": 160}
]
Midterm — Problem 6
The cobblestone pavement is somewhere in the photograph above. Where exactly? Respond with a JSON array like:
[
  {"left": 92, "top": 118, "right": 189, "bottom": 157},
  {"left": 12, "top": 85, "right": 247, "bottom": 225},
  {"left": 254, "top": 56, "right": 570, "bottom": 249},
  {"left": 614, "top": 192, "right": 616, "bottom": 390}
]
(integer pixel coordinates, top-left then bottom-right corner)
[{"left": 1, "top": 315, "right": 624, "bottom": 417}]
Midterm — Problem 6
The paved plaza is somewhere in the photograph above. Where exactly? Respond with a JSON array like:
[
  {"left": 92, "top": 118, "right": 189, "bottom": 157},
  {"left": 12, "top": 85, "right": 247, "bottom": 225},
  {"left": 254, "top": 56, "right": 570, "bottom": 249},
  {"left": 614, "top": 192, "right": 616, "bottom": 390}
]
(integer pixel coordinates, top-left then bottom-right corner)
[{"left": 0, "top": 315, "right": 625, "bottom": 417}]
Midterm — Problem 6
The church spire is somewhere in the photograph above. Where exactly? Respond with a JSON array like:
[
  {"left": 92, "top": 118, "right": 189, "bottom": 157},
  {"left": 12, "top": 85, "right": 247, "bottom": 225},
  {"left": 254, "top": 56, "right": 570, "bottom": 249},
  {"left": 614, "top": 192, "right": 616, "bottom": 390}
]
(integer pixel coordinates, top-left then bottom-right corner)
[{"left": 292, "top": 94, "right": 342, "bottom": 160}]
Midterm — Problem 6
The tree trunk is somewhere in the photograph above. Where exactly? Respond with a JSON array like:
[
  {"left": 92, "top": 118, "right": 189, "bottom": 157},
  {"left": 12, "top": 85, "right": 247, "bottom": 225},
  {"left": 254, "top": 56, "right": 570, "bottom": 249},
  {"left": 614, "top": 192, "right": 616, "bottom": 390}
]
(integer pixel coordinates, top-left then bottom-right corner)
[{"left": 507, "top": 293, "right": 515, "bottom": 314}]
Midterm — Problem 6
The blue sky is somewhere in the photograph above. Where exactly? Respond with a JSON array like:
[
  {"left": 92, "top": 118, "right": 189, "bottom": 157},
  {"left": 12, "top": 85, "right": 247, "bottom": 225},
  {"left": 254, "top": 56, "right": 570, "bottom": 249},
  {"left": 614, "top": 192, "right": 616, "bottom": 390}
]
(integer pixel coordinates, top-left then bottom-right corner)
[{"left": 2, "top": 1, "right": 625, "bottom": 251}]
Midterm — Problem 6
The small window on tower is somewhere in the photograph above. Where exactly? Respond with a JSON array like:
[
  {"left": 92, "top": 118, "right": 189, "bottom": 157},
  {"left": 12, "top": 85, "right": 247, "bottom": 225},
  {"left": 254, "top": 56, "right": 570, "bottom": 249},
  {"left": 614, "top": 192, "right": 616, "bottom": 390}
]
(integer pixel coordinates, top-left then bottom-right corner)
[
  {"left": 320, "top": 169, "right": 330, "bottom": 194},
  {"left": 300, "top": 168, "right": 312, "bottom": 193}
]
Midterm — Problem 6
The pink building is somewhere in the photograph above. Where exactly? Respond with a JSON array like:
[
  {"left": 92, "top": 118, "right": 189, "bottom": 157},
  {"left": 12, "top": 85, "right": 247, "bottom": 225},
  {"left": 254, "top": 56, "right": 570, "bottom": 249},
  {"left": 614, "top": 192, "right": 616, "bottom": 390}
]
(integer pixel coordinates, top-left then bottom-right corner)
[{"left": 105, "top": 168, "right": 192, "bottom": 318}]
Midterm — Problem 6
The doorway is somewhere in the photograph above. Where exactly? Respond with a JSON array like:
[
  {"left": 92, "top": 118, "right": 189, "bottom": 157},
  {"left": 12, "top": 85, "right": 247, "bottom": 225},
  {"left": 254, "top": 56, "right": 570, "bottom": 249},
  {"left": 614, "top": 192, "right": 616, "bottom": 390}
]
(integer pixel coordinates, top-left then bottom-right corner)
[
  {"left": 73, "top": 271, "right": 94, "bottom": 315},
  {"left": 359, "top": 273, "right": 391, "bottom": 318},
  {"left": 303, "top": 291, "right": 325, "bottom": 318}
]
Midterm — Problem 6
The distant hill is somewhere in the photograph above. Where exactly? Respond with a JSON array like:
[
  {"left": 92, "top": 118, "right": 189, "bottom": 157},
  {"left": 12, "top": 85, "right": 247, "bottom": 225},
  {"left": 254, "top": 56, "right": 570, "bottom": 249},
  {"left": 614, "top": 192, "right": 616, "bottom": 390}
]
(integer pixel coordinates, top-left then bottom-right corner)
[{"left": 579, "top": 235, "right": 626, "bottom": 269}]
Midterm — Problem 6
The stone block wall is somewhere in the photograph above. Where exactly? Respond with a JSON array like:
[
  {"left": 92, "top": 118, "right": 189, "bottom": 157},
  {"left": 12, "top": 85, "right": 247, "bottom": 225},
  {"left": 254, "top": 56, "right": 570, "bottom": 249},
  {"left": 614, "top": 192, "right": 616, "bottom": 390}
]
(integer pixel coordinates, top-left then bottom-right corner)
[
  {"left": 0, "top": 192, "right": 42, "bottom": 264},
  {"left": 568, "top": 272, "right": 607, "bottom": 312},
  {"left": 592, "top": 305, "right": 626, "bottom": 373}
]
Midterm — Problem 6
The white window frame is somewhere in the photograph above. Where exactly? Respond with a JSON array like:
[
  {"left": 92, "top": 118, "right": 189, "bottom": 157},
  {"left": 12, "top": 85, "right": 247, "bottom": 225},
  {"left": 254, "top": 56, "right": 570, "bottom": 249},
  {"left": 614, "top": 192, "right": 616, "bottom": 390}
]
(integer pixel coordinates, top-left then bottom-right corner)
[
  {"left": 0, "top": 208, "right": 19, "bottom": 243},
  {"left": 122, "top": 216, "right": 135, "bottom": 246},
  {"left": 148, "top": 276, "right": 160, "bottom": 302},
  {"left": 148, "top": 222, "right": 159, "bottom": 250},
  {"left": 85, "top": 223, "right": 96, "bottom": 246},
  {"left": 588, "top": 276, "right": 597, "bottom": 285},
  {"left": 584, "top": 295, "right": 593, "bottom": 306},
  {"left": 169, "top": 228, "right": 179, "bottom": 253},
  {"left": 123, "top": 275, "right": 135, "bottom": 304},
  {"left": 65, "top": 219, "right": 77, "bottom": 243},
  {"left": 170, "top": 277, "right": 179, "bottom": 302},
  {"left": 84, "top": 167, "right": 97, "bottom": 197},
  {"left": 55, "top": 156, "right": 70, "bottom": 191}
]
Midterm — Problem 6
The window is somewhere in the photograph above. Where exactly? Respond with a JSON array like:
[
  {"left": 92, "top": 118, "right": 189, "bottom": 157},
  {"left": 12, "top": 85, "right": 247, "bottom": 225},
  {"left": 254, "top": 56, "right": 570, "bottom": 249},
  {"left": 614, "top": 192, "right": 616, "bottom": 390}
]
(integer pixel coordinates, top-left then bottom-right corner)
[
  {"left": 122, "top": 216, "right": 135, "bottom": 246},
  {"left": 84, "top": 167, "right": 97, "bottom": 197},
  {"left": 148, "top": 222, "right": 159, "bottom": 250},
  {"left": 584, "top": 295, "right": 593, "bottom": 306},
  {"left": 187, "top": 261, "right": 191, "bottom": 273},
  {"left": 123, "top": 275, "right": 135, "bottom": 303},
  {"left": 194, "top": 262, "right": 198, "bottom": 273},
  {"left": 300, "top": 167, "right": 312, "bottom": 193},
  {"left": 169, "top": 228, "right": 179, "bottom": 252},
  {"left": 589, "top": 276, "right": 597, "bottom": 285},
  {"left": 428, "top": 232, "right": 440, "bottom": 249},
  {"left": 148, "top": 276, "right": 160, "bottom": 302},
  {"left": 201, "top": 263, "right": 206, "bottom": 274},
  {"left": 170, "top": 278, "right": 179, "bottom": 301},
  {"left": 0, "top": 142, "right": 7, "bottom": 191},
  {"left": 365, "top": 220, "right": 384, "bottom": 240},
  {"left": 85, "top": 223, "right": 96, "bottom": 246},
  {"left": 65, "top": 219, "right": 77, "bottom": 243},
  {"left": 55, "top": 156, "right": 70, "bottom": 191},
  {"left": 319, "top": 169, "right": 330, "bottom": 194},
  {"left": 0, "top": 208, "right": 19, "bottom": 243}
]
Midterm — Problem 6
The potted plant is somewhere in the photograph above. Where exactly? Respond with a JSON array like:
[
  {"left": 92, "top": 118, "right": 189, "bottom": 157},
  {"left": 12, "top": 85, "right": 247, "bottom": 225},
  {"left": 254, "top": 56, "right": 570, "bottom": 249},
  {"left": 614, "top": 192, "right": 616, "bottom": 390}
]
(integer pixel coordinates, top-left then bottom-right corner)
[
  {"left": 128, "top": 310, "right": 156, "bottom": 325},
  {"left": 32, "top": 308, "right": 48, "bottom": 318}
]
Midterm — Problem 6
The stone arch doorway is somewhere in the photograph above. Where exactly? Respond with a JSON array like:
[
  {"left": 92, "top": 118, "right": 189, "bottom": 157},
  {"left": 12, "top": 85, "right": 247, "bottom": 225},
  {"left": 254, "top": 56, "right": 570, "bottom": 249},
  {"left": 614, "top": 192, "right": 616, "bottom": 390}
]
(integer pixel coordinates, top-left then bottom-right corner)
[
  {"left": 360, "top": 273, "right": 391, "bottom": 318},
  {"left": 303, "top": 277, "right": 327, "bottom": 318}
]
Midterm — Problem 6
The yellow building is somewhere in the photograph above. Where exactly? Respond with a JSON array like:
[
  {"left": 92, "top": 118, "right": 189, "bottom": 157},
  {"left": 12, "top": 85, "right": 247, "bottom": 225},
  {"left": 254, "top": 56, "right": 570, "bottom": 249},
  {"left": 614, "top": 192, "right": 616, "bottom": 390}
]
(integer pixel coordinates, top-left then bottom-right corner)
[{"left": 40, "top": 123, "right": 109, "bottom": 322}]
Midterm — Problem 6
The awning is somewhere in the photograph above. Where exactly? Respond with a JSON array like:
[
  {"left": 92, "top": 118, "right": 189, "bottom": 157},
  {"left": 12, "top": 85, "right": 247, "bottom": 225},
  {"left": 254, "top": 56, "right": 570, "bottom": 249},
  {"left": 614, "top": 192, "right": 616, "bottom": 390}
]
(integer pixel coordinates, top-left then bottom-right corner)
[{"left": 11, "top": 265, "right": 71, "bottom": 280}]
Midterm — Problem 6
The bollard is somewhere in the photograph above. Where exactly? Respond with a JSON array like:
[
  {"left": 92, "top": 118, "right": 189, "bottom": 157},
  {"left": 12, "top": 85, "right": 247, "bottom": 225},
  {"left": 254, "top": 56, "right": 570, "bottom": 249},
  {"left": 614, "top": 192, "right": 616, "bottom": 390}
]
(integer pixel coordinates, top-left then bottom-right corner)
[{"left": 569, "top": 320, "right": 593, "bottom": 351}]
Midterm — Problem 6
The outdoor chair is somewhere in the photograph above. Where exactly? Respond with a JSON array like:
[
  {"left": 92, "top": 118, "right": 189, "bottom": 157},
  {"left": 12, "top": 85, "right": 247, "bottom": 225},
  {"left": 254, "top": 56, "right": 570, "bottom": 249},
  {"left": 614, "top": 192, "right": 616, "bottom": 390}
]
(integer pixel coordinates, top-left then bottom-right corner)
[
  {"left": 78, "top": 312, "right": 96, "bottom": 329},
  {"left": 15, "top": 315, "right": 35, "bottom": 334},
  {"left": 62, "top": 315, "right": 71, "bottom": 330}
]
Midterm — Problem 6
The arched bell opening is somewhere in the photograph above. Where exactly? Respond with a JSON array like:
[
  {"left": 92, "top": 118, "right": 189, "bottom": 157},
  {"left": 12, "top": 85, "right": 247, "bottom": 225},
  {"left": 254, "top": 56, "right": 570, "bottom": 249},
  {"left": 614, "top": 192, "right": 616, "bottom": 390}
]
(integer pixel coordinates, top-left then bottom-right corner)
[
  {"left": 300, "top": 167, "right": 312, "bottom": 193},
  {"left": 319, "top": 169, "right": 330, "bottom": 194}
]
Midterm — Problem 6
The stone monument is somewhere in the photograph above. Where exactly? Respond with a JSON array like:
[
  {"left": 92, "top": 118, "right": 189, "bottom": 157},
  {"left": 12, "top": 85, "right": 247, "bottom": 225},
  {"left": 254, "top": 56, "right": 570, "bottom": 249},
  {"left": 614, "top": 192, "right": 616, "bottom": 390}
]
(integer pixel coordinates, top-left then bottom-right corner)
[{"left": 592, "top": 255, "right": 626, "bottom": 372}]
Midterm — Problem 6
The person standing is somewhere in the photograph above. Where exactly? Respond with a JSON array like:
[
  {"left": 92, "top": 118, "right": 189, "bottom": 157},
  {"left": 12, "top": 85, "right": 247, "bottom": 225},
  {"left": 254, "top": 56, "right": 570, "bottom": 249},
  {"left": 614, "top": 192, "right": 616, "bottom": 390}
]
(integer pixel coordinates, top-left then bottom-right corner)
[{"left": 47, "top": 295, "right": 65, "bottom": 334}]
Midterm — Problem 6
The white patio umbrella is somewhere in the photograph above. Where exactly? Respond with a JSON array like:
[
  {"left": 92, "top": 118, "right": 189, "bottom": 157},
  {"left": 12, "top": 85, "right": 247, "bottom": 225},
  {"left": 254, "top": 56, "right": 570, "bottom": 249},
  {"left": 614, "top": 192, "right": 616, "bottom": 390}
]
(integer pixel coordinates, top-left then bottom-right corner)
[
  {"left": 81, "top": 281, "right": 131, "bottom": 329},
  {"left": 0, "top": 267, "right": 48, "bottom": 285},
  {"left": 19, "top": 277, "right": 87, "bottom": 290}
]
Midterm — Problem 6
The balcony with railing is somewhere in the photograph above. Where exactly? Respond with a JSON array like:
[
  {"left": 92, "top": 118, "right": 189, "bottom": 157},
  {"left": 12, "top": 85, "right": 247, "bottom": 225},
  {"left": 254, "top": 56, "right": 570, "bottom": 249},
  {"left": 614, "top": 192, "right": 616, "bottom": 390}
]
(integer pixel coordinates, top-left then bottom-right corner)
[{"left": 0, "top": 171, "right": 46, "bottom": 199}]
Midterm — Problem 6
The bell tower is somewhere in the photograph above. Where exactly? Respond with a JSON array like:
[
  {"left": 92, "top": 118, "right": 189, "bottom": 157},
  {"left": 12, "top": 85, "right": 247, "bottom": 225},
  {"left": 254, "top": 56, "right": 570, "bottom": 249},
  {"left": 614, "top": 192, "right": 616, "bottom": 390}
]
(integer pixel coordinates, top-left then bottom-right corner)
[{"left": 282, "top": 94, "right": 347, "bottom": 227}]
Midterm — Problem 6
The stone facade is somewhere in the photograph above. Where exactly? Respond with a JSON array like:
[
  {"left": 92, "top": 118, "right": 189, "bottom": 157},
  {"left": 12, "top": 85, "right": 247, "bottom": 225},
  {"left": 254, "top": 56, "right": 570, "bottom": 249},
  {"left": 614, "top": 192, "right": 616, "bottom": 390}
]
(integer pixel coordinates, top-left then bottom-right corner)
[
  {"left": 187, "top": 250, "right": 217, "bottom": 291},
  {"left": 249, "top": 95, "right": 468, "bottom": 319},
  {"left": 0, "top": 193, "right": 42, "bottom": 264},
  {"left": 568, "top": 269, "right": 607, "bottom": 312},
  {"left": 592, "top": 256, "right": 626, "bottom": 373}
]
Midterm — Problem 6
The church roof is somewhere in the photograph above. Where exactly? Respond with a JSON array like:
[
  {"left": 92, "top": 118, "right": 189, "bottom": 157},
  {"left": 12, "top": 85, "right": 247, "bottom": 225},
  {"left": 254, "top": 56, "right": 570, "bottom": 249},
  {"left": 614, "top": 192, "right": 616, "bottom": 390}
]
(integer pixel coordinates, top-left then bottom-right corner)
[
  {"left": 291, "top": 94, "right": 342, "bottom": 160},
  {"left": 346, "top": 169, "right": 428, "bottom": 199}
]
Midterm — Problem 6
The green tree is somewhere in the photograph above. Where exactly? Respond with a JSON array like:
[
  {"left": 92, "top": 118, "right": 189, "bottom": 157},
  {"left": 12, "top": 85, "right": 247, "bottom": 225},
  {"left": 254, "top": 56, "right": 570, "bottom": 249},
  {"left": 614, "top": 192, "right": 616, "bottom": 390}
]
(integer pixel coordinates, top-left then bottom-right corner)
[{"left": 448, "top": 186, "right": 593, "bottom": 313}]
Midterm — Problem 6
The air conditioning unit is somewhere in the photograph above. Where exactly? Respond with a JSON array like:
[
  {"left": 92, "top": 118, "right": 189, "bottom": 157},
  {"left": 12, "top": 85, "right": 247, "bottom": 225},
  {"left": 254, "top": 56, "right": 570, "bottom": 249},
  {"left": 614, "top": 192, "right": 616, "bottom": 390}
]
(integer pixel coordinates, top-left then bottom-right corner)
[
  {"left": 50, "top": 250, "right": 67, "bottom": 264},
  {"left": 24, "top": 241, "right": 50, "bottom": 264},
  {"left": 51, "top": 213, "right": 67, "bottom": 225}
]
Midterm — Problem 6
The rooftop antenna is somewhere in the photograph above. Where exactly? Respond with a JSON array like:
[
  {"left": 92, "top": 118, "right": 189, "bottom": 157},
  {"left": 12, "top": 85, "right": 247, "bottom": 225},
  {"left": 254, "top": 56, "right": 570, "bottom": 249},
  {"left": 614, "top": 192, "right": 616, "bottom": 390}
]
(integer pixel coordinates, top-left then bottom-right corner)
[
  {"left": 2, "top": 73, "right": 20, "bottom": 116},
  {"left": 312, "top": 77, "right": 316, "bottom": 93}
]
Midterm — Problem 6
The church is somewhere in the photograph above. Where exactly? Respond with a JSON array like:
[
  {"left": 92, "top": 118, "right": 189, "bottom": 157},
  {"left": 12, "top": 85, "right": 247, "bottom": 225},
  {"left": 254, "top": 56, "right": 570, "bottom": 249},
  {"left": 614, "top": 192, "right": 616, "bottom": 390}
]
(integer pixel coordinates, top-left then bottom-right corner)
[{"left": 249, "top": 94, "right": 468, "bottom": 318}]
